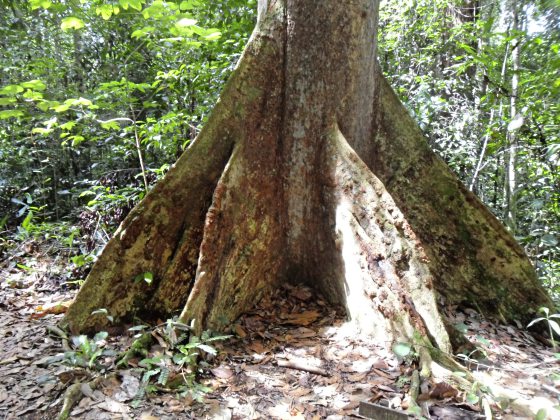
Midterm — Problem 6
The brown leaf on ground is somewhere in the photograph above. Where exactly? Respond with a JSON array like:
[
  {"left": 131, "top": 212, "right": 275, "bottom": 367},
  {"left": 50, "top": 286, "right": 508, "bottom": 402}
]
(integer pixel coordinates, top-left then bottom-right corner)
[
  {"left": 234, "top": 324, "right": 248, "bottom": 338},
  {"left": 211, "top": 366, "right": 234, "bottom": 379},
  {"left": 280, "top": 310, "right": 320, "bottom": 326},
  {"left": 429, "top": 382, "right": 459, "bottom": 400}
]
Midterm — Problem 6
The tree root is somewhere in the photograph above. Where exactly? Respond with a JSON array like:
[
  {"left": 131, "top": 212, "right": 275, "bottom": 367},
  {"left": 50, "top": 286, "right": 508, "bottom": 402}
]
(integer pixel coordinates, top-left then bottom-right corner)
[
  {"left": 47, "top": 325, "right": 71, "bottom": 352},
  {"left": 58, "top": 375, "right": 107, "bottom": 420}
]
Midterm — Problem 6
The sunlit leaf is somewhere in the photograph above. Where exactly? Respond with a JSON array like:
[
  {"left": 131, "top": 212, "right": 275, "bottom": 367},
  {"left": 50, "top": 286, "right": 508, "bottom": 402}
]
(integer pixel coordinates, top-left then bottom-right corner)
[
  {"left": 196, "top": 344, "right": 217, "bottom": 355},
  {"left": 392, "top": 342, "right": 412, "bottom": 357},
  {"left": 0, "top": 85, "right": 24, "bottom": 95},
  {"left": 23, "top": 90, "right": 43, "bottom": 100},
  {"left": 466, "top": 393, "right": 479, "bottom": 405},
  {"left": 29, "top": 0, "right": 52, "bottom": 10},
  {"left": 527, "top": 317, "right": 545, "bottom": 328},
  {"left": 32, "top": 127, "right": 54, "bottom": 135},
  {"left": 175, "top": 18, "right": 197, "bottom": 28},
  {"left": 61, "top": 17, "right": 85, "bottom": 31},
  {"left": 21, "top": 80, "right": 46, "bottom": 91},
  {"left": 0, "top": 109, "right": 24, "bottom": 119},
  {"left": 535, "top": 408, "right": 547, "bottom": 420},
  {"left": 96, "top": 5, "right": 115, "bottom": 20},
  {"left": 549, "top": 320, "right": 560, "bottom": 337},
  {"left": 202, "top": 31, "right": 221, "bottom": 41},
  {"left": 71, "top": 135, "right": 85, "bottom": 147},
  {"left": 53, "top": 104, "right": 70, "bottom": 113},
  {"left": 100, "top": 121, "right": 120, "bottom": 130},
  {"left": 131, "top": 26, "right": 156, "bottom": 39},
  {"left": 60, "top": 121, "right": 77, "bottom": 131},
  {"left": 0, "top": 98, "right": 17, "bottom": 106}
]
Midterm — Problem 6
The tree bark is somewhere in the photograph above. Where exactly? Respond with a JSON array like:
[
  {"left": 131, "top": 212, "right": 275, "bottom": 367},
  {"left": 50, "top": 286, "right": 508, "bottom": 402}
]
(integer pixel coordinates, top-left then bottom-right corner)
[{"left": 63, "top": 0, "right": 551, "bottom": 359}]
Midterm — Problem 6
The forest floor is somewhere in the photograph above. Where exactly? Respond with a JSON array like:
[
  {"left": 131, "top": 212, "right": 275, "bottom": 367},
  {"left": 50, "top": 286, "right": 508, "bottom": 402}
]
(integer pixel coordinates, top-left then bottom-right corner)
[{"left": 1, "top": 240, "right": 560, "bottom": 420}]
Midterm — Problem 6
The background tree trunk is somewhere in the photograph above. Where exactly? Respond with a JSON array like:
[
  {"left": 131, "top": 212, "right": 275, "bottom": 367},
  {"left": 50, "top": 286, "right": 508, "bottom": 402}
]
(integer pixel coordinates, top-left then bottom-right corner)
[{"left": 63, "top": 0, "right": 551, "bottom": 356}]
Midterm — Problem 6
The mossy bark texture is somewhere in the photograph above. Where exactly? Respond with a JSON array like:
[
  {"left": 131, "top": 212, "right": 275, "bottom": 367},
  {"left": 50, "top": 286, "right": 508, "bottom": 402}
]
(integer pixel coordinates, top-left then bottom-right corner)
[{"left": 63, "top": 0, "right": 551, "bottom": 357}]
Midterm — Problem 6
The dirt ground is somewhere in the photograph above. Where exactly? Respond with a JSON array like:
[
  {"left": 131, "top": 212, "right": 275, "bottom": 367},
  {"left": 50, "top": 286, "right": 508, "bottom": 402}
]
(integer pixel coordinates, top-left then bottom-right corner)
[{"left": 1, "top": 241, "right": 559, "bottom": 419}]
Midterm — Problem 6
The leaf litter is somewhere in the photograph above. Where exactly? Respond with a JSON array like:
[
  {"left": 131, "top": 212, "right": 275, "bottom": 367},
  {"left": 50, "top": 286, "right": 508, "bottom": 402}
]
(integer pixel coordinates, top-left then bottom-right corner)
[{"left": 0, "top": 241, "right": 559, "bottom": 419}]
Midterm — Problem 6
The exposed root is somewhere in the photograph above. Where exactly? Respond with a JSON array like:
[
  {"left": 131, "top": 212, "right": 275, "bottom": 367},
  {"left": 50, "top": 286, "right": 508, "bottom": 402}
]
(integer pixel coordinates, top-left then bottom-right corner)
[
  {"left": 58, "top": 375, "right": 107, "bottom": 420},
  {"left": 63, "top": 21, "right": 286, "bottom": 333},
  {"left": 326, "top": 122, "right": 451, "bottom": 354},
  {"left": 47, "top": 325, "right": 71, "bottom": 352}
]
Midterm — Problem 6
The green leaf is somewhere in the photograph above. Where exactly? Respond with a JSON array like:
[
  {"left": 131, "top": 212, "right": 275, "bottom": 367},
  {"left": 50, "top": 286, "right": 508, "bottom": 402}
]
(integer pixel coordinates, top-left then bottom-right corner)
[
  {"left": 32, "top": 127, "right": 54, "bottom": 135},
  {"left": 60, "top": 121, "right": 77, "bottom": 131},
  {"left": 179, "top": 0, "right": 195, "bottom": 10},
  {"left": 528, "top": 317, "right": 545, "bottom": 328},
  {"left": 100, "top": 121, "right": 120, "bottom": 130},
  {"left": 202, "top": 31, "right": 221, "bottom": 41},
  {"left": 196, "top": 344, "right": 217, "bottom": 355},
  {"left": 548, "top": 320, "right": 560, "bottom": 337},
  {"left": 0, "top": 85, "right": 24, "bottom": 95},
  {"left": 96, "top": 5, "right": 116, "bottom": 20},
  {"left": 541, "top": 234, "right": 558, "bottom": 246},
  {"left": 540, "top": 307, "right": 551, "bottom": 316},
  {"left": 61, "top": 17, "right": 85, "bottom": 31},
  {"left": 21, "top": 80, "right": 46, "bottom": 91},
  {"left": 135, "top": 271, "right": 153, "bottom": 284},
  {"left": 93, "top": 331, "right": 109, "bottom": 343},
  {"left": 125, "top": 0, "right": 144, "bottom": 11},
  {"left": 29, "top": 0, "right": 52, "bottom": 10},
  {"left": 131, "top": 26, "right": 155, "bottom": 39},
  {"left": 392, "top": 342, "right": 412, "bottom": 357},
  {"left": 23, "top": 90, "right": 43, "bottom": 100},
  {"left": 466, "top": 393, "right": 479, "bottom": 405},
  {"left": 66, "top": 97, "right": 93, "bottom": 107},
  {"left": 0, "top": 110, "right": 24, "bottom": 119},
  {"left": 53, "top": 104, "right": 70, "bottom": 113},
  {"left": 21, "top": 210, "right": 33, "bottom": 229},
  {"left": 0, "top": 98, "right": 16, "bottom": 106},
  {"left": 143, "top": 272, "right": 153, "bottom": 284},
  {"left": 70, "top": 135, "right": 85, "bottom": 147},
  {"left": 535, "top": 408, "right": 547, "bottom": 420}
]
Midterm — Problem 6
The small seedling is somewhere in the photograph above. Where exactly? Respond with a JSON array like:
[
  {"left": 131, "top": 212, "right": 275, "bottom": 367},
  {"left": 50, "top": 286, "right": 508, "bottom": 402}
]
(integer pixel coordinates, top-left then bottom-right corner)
[{"left": 528, "top": 307, "right": 560, "bottom": 350}]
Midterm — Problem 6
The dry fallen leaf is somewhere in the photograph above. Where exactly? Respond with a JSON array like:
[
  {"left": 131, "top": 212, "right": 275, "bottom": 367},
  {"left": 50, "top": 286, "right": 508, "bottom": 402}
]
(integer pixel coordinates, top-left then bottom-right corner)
[
  {"left": 280, "top": 310, "right": 320, "bottom": 326},
  {"left": 248, "top": 341, "right": 267, "bottom": 354},
  {"left": 140, "top": 413, "right": 160, "bottom": 420},
  {"left": 211, "top": 366, "right": 234, "bottom": 379},
  {"left": 234, "top": 324, "right": 248, "bottom": 338},
  {"left": 429, "top": 382, "right": 459, "bottom": 399},
  {"left": 288, "top": 387, "right": 312, "bottom": 397}
]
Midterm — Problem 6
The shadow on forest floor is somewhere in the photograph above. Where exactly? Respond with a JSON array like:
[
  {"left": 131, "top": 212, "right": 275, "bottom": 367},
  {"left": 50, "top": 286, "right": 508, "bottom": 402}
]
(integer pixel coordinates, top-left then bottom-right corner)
[{"left": 0, "top": 240, "right": 559, "bottom": 419}]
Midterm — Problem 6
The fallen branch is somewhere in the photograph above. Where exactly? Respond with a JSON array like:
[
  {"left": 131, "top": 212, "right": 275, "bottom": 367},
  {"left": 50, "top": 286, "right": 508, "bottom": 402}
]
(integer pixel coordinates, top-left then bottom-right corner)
[{"left": 276, "top": 359, "right": 329, "bottom": 376}]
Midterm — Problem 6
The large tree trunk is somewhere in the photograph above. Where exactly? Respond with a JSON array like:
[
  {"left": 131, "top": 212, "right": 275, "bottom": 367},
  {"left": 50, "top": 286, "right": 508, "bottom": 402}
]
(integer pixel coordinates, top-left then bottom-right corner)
[{"left": 63, "top": 0, "right": 551, "bottom": 358}]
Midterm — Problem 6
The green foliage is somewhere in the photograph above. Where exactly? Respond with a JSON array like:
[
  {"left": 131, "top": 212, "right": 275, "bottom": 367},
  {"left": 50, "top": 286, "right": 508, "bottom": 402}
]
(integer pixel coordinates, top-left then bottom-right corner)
[
  {"left": 64, "top": 331, "right": 115, "bottom": 368},
  {"left": 126, "top": 320, "right": 230, "bottom": 404},
  {"left": 528, "top": 307, "right": 560, "bottom": 349},
  {"left": 379, "top": 0, "right": 560, "bottom": 300},
  {"left": 0, "top": 0, "right": 255, "bottom": 257}
]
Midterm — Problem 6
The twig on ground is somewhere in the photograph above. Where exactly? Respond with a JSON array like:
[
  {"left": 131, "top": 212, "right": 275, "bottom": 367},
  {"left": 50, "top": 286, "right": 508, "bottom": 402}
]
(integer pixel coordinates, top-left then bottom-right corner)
[{"left": 276, "top": 359, "right": 329, "bottom": 376}]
